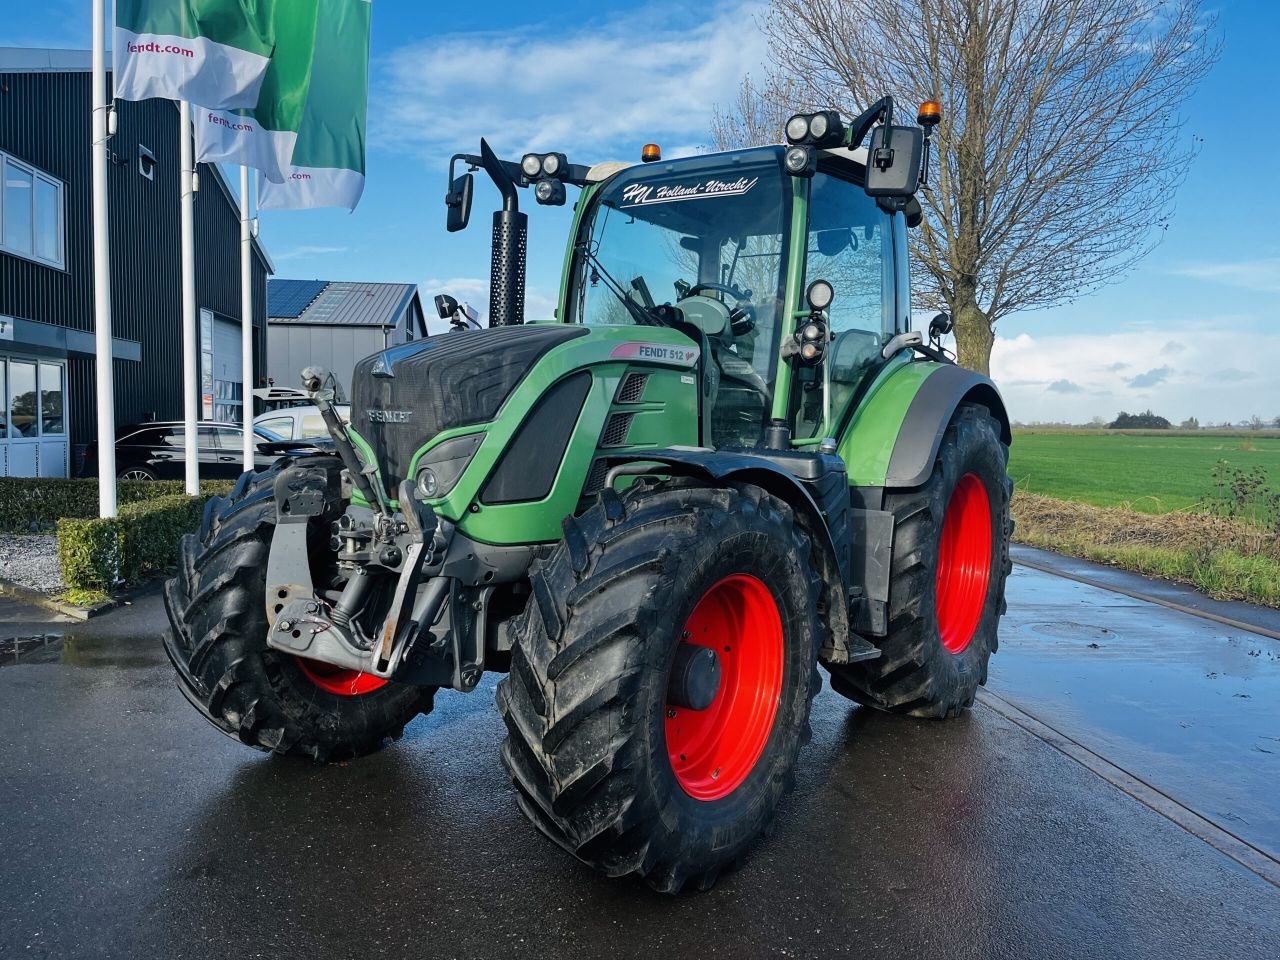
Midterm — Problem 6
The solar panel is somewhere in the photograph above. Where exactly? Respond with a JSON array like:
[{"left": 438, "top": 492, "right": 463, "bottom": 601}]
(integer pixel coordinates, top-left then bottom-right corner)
[{"left": 268, "top": 279, "right": 329, "bottom": 318}]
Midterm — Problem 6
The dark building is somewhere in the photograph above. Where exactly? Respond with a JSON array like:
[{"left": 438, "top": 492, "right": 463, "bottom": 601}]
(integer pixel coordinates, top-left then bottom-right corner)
[{"left": 0, "top": 47, "right": 272, "bottom": 477}]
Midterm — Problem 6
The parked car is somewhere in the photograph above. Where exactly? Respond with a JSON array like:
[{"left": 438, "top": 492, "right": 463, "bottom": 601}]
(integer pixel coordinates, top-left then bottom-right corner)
[
  {"left": 78, "top": 421, "right": 285, "bottom": 481},
  {"left": 254, "top": 403, "right": 349, "bottom": 441}
]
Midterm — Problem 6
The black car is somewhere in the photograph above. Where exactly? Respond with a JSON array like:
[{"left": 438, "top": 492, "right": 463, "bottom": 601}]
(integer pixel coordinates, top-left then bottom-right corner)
[{"left": 79, "top": 421, "right": 285, "bottom": 481}]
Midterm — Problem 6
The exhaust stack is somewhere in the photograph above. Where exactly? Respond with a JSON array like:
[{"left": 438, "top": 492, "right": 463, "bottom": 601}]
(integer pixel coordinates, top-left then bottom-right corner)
[{"left": 479, "top": 139, "right": 526, "bottom": 327}]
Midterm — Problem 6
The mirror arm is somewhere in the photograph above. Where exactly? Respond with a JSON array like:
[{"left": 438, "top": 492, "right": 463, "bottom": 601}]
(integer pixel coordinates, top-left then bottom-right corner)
[{"left": 844, "top": 96, "right": 895, "bottom": 151}]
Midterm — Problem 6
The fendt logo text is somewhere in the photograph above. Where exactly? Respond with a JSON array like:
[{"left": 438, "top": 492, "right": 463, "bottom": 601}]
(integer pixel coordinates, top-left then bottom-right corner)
[
  {"left": 368, "top": 409, "right": 411, "bottom": 424},
  {"left": 127, "top": 41, "right": 195, "bottom": 59}
]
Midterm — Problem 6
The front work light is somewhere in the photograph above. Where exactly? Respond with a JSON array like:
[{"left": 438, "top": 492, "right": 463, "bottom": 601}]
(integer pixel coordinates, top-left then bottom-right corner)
[
  {"left": 520, "top": 152, "right": 569, "bottom": 181},
  {"left": 783, "top": 110, "right": 845, "bottom": 148}
]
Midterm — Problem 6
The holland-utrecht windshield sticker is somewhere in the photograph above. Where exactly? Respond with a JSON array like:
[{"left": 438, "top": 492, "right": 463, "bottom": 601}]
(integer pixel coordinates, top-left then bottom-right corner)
[{"left": 620, "top": 177, "right": 759, "bottom": 208}]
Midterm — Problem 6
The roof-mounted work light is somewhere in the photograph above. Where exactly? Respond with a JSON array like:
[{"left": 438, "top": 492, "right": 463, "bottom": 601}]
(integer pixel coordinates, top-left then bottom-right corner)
[
  {"left": 783, "top": 110, "right": 846, "bottom": 148},
  {"left": 520, "top": 152, "right": 568, "bottom": 181}
]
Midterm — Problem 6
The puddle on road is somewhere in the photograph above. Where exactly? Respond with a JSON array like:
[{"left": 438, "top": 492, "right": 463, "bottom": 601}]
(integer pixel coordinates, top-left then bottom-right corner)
[
  {"left": 0, "top": 633, "right": 159, "bottom": 670},
  {"left": 0, "top": 634, "right": 65, "bottom": 667},
  {"left": 1024, "top": 621, "right": 1118, "bottom": 643}
]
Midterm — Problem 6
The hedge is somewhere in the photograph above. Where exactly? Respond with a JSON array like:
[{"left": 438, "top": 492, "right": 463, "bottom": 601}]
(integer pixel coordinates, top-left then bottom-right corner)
[
  {"left": 57, "top": 493, "right": 213, "bottom": 590},
  {"left": 0, "top": 477, "right": 233, "bottom": 532}
]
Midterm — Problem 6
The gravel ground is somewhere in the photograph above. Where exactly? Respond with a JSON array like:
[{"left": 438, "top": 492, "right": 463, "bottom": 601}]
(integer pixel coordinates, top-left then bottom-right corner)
[{"left": 0, "top": 534, "right": 65, "bottom": 594}]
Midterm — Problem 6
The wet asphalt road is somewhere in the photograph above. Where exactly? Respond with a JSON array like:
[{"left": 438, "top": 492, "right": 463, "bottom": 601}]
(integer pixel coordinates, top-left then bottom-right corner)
[{"left": 2, "top": 561, "right": 1280, "bottom": 960}]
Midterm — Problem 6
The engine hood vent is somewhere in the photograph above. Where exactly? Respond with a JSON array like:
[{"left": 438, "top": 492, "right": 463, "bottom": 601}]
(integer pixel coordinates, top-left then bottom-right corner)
[{"left": 350, "top": 324, "right": 587, "bottom": 493}]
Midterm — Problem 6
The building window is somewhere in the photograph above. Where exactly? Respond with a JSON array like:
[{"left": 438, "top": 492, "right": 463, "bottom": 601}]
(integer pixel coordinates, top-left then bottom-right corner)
[{"left": 0, "top": 151, "right": 65, "bottom": 270}]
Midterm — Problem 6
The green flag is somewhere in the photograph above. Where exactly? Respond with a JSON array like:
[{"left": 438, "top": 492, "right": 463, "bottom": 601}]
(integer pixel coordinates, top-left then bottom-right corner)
[
  {"left": 193, "top": 1, "right": 320, "bottom": 182},
  {"left": 113, "top": 0, "right": 276, "bottom": 109},
  {"left": 257, "top": 0, "right": 371, "bottom": 210}
]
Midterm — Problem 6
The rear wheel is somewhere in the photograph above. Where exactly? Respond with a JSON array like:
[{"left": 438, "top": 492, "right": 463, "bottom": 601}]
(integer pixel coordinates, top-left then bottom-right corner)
[
  {"left": 827, "top": 402, "right": 1011, "bottom": 717},
  {"left": 162, "top": 467, "right": 433, "bottom": 761},
  {"left": 497, "top": 480, "right": 825, "bottom": 893}
]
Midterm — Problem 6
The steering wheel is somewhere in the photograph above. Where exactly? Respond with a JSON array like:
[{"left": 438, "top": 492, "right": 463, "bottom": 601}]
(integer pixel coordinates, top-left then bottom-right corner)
[
  {"left": 685, "top": 281, "right": 756, "bottom": 337},
  {"left": 688, "top": 281, "right": 752, "bottom": 303}
]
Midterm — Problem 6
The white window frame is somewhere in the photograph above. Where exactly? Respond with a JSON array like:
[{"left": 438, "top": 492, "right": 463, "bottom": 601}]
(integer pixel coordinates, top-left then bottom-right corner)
[{"left": 0, "top": 150, "right": 66, "bottom": 271}]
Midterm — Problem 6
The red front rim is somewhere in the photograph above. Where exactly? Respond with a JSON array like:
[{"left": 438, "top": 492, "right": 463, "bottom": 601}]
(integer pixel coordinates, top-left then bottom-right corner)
[
  {"left": 665, "top": 574, "right": 784, "bottom": 802},
  {"left": 294, "top": 656, "right": 389, "bottom": 696},
  {"left": 935, "top": 472, "right": 993, "bottom": 654}
]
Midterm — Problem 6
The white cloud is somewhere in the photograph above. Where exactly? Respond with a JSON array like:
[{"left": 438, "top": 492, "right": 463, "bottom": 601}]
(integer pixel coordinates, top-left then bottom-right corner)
[
  {"left": 374, "top": 2, "right": 768, "bottom": 162},
  {"left": 275, "top": 245, "right": 349, "bottom": 261},
  {"left": 990, "top": 325, "right": 1280, "bottom": 424},
  {"left": 1175, "top": 257, "right": 1280, "bottom": 293}
]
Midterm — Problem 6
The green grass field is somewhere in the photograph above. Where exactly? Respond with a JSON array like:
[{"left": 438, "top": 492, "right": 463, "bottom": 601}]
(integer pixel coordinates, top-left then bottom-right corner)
[{"left": 1007, "top": 430, "right": 1280, "bottom": 514}]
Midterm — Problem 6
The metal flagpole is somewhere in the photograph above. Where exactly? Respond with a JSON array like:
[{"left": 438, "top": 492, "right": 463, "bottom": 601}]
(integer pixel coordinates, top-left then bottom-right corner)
[
  {"left": 91, "top": 0, "right": 117, "bottom": 517},
  {"left": 179, "top": 100, "right": 200, "bottom": 495},
  {"left": 240, "top": 166, "right": 254, "bottom": 469}
]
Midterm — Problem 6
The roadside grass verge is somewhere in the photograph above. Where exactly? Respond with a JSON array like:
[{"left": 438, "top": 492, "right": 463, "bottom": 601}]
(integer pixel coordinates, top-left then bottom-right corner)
[{"left": 1011, "top": 492, "right": 1280, "bottom": 608}]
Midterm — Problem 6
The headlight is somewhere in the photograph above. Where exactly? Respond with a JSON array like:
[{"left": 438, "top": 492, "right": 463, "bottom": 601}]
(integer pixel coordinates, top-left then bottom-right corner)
[
  {"left": 520, "top": 154, "right": 542, "bottom": 178},
  {"left": 534, "top": 178, "right": 566, "bottom": 206},
  {"left": 784, "top": 144, "right": 816, "bottom": 178},
  {"left": 540, "top": 153, "right": 561, "bottom": 176},
  {"left": 413, "top": 433, "right": 484, "bottom": 500}
]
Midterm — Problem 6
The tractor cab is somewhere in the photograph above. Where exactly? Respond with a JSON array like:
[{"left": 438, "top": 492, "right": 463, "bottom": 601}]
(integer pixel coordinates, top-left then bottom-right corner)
[{"left": 564, "top": 144, "right": 909, "bottom": 450}]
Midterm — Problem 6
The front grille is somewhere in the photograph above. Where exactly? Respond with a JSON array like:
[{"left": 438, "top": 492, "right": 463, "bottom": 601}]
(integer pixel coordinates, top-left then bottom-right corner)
[
  {"left": 600, "top": 412, "right": 634, "bottom": 447},
  {"left": 616, "top": 373, "right": 648, "bottom": 403},
  {"left": 350, "top": 325, "right": 586, "bottom": 491}
]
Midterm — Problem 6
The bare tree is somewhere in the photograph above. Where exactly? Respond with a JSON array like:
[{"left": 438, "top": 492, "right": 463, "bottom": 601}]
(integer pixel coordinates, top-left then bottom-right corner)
[{"left": 713, "top": 0, "right": 1219, "bottom": 373}]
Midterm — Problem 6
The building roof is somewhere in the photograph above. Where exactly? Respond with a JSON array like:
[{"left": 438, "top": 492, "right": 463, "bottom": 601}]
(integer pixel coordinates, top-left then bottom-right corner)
[
  {"left": 268, "top": 279, "right": 419, "bottom": 327},
  {"left": 0, "top": 47, "right": 273, "bottom": 273}
]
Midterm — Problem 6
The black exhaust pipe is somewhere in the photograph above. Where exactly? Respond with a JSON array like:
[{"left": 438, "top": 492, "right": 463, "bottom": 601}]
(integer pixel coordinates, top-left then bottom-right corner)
[{"left": 479, "top": 139, "right": 526, "bottom": 327}]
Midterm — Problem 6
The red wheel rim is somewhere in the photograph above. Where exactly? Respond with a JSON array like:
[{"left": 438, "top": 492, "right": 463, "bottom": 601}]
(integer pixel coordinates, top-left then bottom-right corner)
[
  {"left": 665, "top": 574, "right": 784, "bottom": 802},
  {"left": 294, "top": 656, "right": 389, "bottom": 696},
  {"left": 935, "top": 472, "right": 993, "bottom": 654}
]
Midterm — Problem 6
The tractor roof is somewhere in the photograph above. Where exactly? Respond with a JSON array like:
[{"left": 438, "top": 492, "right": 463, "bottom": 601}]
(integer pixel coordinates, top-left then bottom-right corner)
[{"left": 584, "top": 144, "right": 870, "bottom": 185}]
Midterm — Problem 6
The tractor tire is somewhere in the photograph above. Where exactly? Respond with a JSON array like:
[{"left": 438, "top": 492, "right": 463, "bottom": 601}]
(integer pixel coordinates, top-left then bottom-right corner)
[
  {"left": 497, "top": 480, "right": 826, "bottom": 894},
  {"left": 162, "top": 467, "right": 434, "bottom": 761},
  {"left": 827, "top": 402, "right": 1011, "bottom": 718}
]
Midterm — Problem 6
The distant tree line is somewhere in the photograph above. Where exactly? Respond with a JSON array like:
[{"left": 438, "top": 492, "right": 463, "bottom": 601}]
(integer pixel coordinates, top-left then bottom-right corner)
[{"left": 1109, "top": 410, "right": 1172, "bottom": 429}]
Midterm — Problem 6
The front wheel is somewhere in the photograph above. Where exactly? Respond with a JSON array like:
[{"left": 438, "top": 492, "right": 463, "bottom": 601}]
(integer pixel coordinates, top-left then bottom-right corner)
[
  {"left": 497, "top": 480, "right": 826, "bottom": 893},
  {"left": 162, "top": 467, "right": 434, "bottom": 761},
  {"left": 827, "top": 402, "right": 1011, "bottom": 718}
]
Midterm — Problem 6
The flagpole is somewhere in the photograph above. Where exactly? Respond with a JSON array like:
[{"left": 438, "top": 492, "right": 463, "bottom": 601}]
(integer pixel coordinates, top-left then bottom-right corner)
[
  {"left": 240, "top": 165, "right": 255, "bottom": 469},
  {"left": 91, "top": 0, "right": 116, "bottom": 517},
  {"left": 179, "top": 100, "right": 200, "bottom": 496}
]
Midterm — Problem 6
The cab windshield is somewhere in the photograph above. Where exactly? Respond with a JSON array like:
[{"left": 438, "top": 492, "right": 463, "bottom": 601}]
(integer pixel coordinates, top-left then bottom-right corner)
[{"left": 569, "top": 148, "right": 792, "bottom": 447}]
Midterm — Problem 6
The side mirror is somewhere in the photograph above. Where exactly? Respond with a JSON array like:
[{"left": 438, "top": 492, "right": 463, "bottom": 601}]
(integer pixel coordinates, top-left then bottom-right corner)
[
  {"left": 863, "top": 126, "right": 923, "bottom": 199},
  {"left": 445, "top": 172, "right": 473, "bottom": 233}
]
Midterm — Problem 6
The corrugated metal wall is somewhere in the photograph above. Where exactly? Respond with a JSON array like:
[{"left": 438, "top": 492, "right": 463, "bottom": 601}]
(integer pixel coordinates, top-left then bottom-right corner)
[
  {"left": 267, "top": 324, "right": 386, "bottom": 397},
  {"left": 0, "top": 69, "right": 268, "bottom": 466}
]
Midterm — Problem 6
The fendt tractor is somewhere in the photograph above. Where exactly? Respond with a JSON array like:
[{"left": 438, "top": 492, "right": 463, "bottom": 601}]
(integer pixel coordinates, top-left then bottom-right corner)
[{"left": 163, "top": 97, "right": 1012, "bottom": 893}]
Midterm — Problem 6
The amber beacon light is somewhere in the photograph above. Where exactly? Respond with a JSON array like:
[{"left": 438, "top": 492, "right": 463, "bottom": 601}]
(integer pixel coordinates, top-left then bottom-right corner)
[
  {"left": 917, "top": 99, "right": 942, "bottom": 127},
  {"left": 641, "top": 143, "right": 662, "bottom": 163}
]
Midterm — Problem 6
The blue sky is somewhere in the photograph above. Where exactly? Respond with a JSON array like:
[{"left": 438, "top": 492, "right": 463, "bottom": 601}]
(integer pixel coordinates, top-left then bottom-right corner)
[{"left": 9, "top": 0, "right": 1280, "bottom": 424}]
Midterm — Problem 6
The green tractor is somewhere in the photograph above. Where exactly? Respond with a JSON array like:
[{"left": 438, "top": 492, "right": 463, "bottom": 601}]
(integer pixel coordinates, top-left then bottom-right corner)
[{"left": 163, "top": 97, "right": 1012, "bottom": 893}]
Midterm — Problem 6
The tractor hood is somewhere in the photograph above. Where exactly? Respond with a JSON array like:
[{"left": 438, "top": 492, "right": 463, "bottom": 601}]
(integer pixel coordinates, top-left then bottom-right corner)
[{"left": 350, "top": 324, "right": 587, "bottom": 493}]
